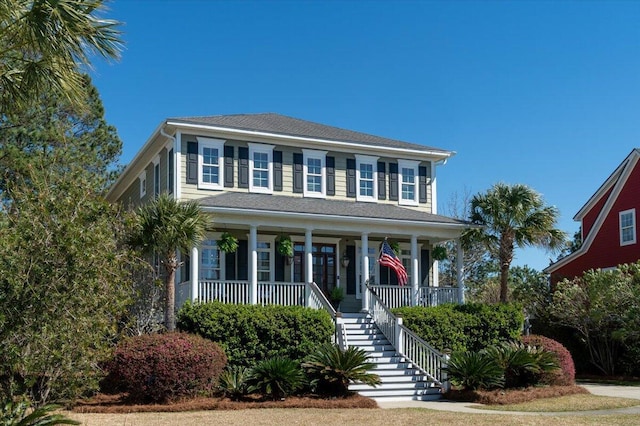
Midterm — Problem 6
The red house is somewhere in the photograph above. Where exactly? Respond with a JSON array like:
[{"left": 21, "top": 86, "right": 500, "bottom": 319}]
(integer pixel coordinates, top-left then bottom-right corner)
[{"left": 545, "top": 149, "right": 640, "bottom": 284}]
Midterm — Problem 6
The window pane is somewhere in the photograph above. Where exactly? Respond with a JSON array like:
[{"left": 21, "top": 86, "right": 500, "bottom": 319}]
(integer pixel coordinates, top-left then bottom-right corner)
[
  {"left": 402, "top": 183, "right": 415, "bottom": 200},
  {"left": 360, "top": 163, "right": 373, "bottom": 180},
  {"left": 402, "top": 168, "right": 415, "bottom": 183},
  {"left": 307, "top": 175, "right": 321, "bottom": 192},
  {"left": 308, "top": 158, "right": 321, "bottom": 175},
  {"left": 623, "top": 228, "right": 634, "bottom": 242},
  {"left": 200, "top": 240, "right": 220, "bottom": 280},
  {"left": 254, "top": 152, "right": 268, "bottom": 170},
  {"left": 253, "top": 170, "right": 268, "bottom": 187},
  {"left": 621, "top": 213, "right": 633, "bottom": 228},
  {"left": 360, "top": 180, "right": 373, "bottom": 196},
  {"left": 203, "top": 165, "right": 219, "bottom": 183}
]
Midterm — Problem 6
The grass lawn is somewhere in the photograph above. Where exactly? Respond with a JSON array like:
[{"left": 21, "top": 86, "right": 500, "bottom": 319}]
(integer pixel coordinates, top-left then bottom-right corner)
[
  {"left": 475, "top": 394, "right": 640, "bottom": 412},
  {"left": 67, "top": 407, "right": 640, "bottom": 426}
]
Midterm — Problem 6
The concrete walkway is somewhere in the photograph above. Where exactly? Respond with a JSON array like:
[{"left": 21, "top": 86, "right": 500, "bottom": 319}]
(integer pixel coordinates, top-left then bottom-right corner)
[{"left": 376, "top": 383, "right": 640, "bottom": 416}]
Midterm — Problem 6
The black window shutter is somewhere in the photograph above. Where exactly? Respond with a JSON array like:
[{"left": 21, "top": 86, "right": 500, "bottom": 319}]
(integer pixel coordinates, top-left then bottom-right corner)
[
  {"left": 346, "top": 158, "right": 356, "bottom": 198},
  {"left": 183, "top": 255, "right": 191, "bottom": 282},
  {"left": 237, "top": 240, "right": 248, "bottom": 280},
  {"left": 419, "top": 165, "right": 428, "bottom": 203},
  {"left": 421, "top": 249, "right": 430, "bottom": 286},
  {"left": 346, "top": 245, "right": 356, "bottom": 295},
  {"left": 293, "top": 153, "right": 303, "bottom": 193},
  {"left": 326, "top": 156, "right": 335, "bottom": 196},
  {"left": 225, "top": 250, "right": 236, "bottom": 280},
  {"left": 186, "top": 141, "right": 198, "bottom": 184},
  {"left": 238, "top": 147, "right": 249, "bottom": 188},
  {"left": 389, "top": 162, "right": 398, "bottom": 201},
  {"left": 224, "top": 146, "right": 234, "bottom": 188},
  {"left": 274, "top": 150, "right": 283, "bottom": 191},
  {"left": 377, "top": 161, "right": 386, "bottom": 200},
  {"left": 275, "top": 249, "right": 285, "bottom": 282}
]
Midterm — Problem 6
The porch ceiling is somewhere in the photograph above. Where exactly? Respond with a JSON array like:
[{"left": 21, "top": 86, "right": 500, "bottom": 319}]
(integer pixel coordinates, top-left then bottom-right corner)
[{"left": 197, "top": 192, "right": 470, "bottom": 241}]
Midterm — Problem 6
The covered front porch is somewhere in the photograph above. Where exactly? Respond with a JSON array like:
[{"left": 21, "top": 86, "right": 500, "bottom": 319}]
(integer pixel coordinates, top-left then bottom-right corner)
[{"left": 176, "top": 192, "right": 468, "bottom": 312}]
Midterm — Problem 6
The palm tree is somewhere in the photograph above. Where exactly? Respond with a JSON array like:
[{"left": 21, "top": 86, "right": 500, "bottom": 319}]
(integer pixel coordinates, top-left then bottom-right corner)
[
  {"left": 0, "top": 0, "right": 122, "bottom": 111},
  {"left": 131, "top": 194, "right": 209, "bottom": 331},
  {"left": 463, "top": 183, "right": 565, "bottom": 303}
]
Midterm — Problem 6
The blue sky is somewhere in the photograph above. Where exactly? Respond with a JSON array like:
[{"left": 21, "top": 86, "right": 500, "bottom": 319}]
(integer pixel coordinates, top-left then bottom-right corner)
[{"left": 90, "top": 0, "right": 640, "bottom": 271}]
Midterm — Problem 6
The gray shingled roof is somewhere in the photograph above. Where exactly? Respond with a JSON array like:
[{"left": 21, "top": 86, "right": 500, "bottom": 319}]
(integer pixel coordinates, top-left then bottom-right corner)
[
  {"left": 198, "top": 192, "right": 468, "bottom": 225},
  {"left": 168, "top": 113, "right": 450, "bottom": 154}
]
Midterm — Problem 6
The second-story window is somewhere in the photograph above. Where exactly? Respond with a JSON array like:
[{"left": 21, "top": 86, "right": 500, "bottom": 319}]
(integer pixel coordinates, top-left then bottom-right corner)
[
  {"left": 620, "top": 209, "right": 636, "bottom": 246},
  {"left": 398, "top": 159, "right": 419, "bottom": 206},
  {"left": 303, "top": 149, "right": 327, "bottom": 198},
  {"left": 355, "top": 155, "right": 378, "bottom": 202},
  {"left": 198, "top": 137, "right": 225, "bottom": 190},
  {"left": 139, "top": 170, "right": 147, "bottom": 199},
  {"left": 248, "top": 143, "right": 274, "bottom": 194}
]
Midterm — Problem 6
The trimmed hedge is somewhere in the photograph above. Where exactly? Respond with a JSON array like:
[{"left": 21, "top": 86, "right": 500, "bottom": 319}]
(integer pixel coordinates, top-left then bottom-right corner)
[
  {"left": 521, "top": 334, "right": 575, "bottom": 385},
  {"left": 107, "top": 332, "right": 227, "bottom": 402},
  {"left": 393, "top": 303, "right": 524, "bottom": 352},
  {"left": 177, "top": 301, "right": 334, "bottom": 367}
]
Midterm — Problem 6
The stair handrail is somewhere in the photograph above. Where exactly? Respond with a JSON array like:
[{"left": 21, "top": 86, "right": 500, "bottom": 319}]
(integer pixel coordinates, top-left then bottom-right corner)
[
  {"left": 307, "top": 282, "right": 348, "bottom": 349},
  {"left": 367, "top": 284, "right": 448, "bottom": 388}
]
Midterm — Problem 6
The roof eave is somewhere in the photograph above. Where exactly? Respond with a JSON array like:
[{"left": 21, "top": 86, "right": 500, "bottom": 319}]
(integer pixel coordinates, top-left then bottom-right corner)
[{"left": 166, "top": 120, "right": 454, "bottom": 160}]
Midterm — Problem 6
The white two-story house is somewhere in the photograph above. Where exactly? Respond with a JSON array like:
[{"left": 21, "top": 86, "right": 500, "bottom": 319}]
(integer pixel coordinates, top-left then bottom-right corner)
[{"left": 107, "top": 113, "right": 467, "bottom": 313}]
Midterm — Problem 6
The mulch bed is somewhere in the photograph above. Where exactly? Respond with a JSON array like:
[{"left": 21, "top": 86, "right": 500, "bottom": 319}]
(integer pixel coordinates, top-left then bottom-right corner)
[
  {"left": 444, "top": 385, "right": 590, "bottom": 405},
  {"left": 72, "top": 393, "right": 378, "bottom": 413}
]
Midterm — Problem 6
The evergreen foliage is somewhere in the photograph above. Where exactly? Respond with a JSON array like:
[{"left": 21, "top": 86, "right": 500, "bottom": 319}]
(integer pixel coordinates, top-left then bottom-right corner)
[
  {"left": 393, "top": 303, "right": 524, "bottom": 352},
  {"left": 177, "top": 302, "right": 334, "bottom": 367},
  {"left": 248, "top": 357, "right": 304, "bottom": 400}
]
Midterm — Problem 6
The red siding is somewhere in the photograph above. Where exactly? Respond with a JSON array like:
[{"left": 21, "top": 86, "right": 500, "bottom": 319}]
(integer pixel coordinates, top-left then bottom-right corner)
[
  {"left": 551, "top": 157, "right": 640, "bottom": 284},
  {"left": 582, "top": 186, "right": 613, "bottom": 237}
]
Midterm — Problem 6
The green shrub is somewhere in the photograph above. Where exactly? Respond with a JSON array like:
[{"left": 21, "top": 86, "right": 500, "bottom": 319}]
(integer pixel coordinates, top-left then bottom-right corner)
[
  {"left": 177, "top": 302, "right": 334, "bottom": 367},
  {"left": 393, "top": 303, "right": 524, "bottom": 352},
  {"left": 302, "top": 343, "right": 381, "bottom": 396},
  {"left": 107, "top": 332, "right": 227, "bottom": 402},
  {"left": 1, "top": 399, "right": 79, "bottom": 426},
  {"left": 218, "top": 366, "right": 251, "bottom": 401},
  {"left": 445, "top": 351, "right": 505, "bottom": 390},
  {"left": 521, "top": 334, "right": 575, "bottom": 385},
  {"left": 248, "top": 357, "right": 304, "bottom": 400}
]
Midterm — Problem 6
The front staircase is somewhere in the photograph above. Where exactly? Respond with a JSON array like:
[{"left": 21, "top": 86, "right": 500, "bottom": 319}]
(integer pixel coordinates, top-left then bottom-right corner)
[{"left": 342, "top": 313, "right": 442, "bottom": 401}]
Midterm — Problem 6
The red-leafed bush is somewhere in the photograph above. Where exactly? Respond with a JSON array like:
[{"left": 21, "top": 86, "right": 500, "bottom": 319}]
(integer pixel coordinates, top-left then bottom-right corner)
[
  {"left": 521, "top": 334, "right": 575, "bottom": 385},
  {"left": 107, "top": 332, "right": 227, "bottom": 402}
]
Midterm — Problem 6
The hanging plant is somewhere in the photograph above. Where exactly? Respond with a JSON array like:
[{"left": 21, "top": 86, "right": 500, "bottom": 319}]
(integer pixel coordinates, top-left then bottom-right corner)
[
  {"left": 432, "top": 245, "right": 448, "bottom": 261},
  {"left": 277, "top": 235, "right": 294, "bottom": 258},
  {"left": 218, "top": 232, "right": 238, "bottom": 253},
  {"left": 389, "top": 241, "right": 401, "bottom": 255}
]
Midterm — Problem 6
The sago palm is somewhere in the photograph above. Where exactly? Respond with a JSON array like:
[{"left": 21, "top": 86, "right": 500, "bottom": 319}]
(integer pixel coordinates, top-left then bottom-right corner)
[
  {"left": 463, "top": 183, "right": 565, "bottom": 302},
  {"left": 302, "top": 343, "right": 381, "bottom": 396},
  {"left": 130, "top": 194, "right": 209, "bottom": 331}
]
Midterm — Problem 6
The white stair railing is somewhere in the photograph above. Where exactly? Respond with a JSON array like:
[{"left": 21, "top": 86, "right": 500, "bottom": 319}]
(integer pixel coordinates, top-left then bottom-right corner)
[
  {"left": 367, "top": 285, "right": 448, "bottom": 388},
  {"left": 307, "top": 282, "right": 347, "bottom": 349}
]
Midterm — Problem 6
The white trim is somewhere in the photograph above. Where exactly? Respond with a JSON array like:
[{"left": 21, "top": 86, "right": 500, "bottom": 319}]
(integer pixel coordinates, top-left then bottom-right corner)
[
  {"left": 199, "top": 235, "right": 224, "bottom": 280},
  {"left": 197, "top": 137, "right": 225, "bottom": 190},
  {"left": 398, "top": 159, "right": 420, "bottom": 206},
  {"left": 175, "top": 131, "right": 182, "bottom": 199},
  {"left": 256, "top": 235, "right": 276, "bottom": 282},
  {"left": 248, "top": 143, "right": 274, "bottom": 194},
  {"left": 431, "top": 160, "right": 437, "bottom": 214},
  {"left": 138, "top": 170, "right": 147, "bottom": 199},
  {"left": 302, "top": 149, "right": 327, "bottom": 198},
  {"left": 355, "top": 155, "right": 379, "bottom": 202},
  {"left": 619, "top": 208, "right": 636, "bottom": 246}
]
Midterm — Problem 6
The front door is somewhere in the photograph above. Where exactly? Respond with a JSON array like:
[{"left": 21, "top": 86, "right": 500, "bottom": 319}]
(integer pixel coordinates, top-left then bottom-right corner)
[{"left": 294, "top": 243, "right": 336, "bottom": 296}]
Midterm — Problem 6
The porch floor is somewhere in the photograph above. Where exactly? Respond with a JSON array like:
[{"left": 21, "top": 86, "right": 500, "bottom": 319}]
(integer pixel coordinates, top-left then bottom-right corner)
[{"left": 339, "top": 294, "right": 361, "bottom": 313}]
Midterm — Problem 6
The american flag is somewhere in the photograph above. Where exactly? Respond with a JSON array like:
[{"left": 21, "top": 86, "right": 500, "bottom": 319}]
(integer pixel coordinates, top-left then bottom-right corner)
[{"left": 378, "top": 240, "right": 408, "bottom": 286}]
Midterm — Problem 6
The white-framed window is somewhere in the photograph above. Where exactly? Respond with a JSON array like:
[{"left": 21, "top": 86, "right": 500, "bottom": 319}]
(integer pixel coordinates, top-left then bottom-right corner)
[
  {"left": 248, "top": 143, "right": 274, "bottom": 194},
  {"left": 197, "top": 137, "right": 225, "bottom": 190},
  {"left": 355, "top": 155, "right": 378, "bottom": 202},
  {"left": 398, "top": 159, "right": 420, "bottom": 206},
  {"left": 153, "top": 156, "right": 160, "bottom": 197},
  {"left": 256, "top": 239, "right": 274, "bottom": 282},
  {"left": 303, "top": 149, "right": 327, "bottom": 198},
  {"left": 620, "top": 209, "right": 636, "bottom": 246},
  {"left": 138, "top": 170, "right": 147, "bottom": 199},
  {"left": 200, "top": 239, "right": 222, "bottom": 280}
]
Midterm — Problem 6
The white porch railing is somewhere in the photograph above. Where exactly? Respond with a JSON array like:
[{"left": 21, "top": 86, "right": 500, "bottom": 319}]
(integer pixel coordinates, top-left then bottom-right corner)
[
  {"left": 369, "top": 285, "right": 460, "bottom": 308},
  {"left": 367, "top": 285, "right": 449, "bottom": 389},
  {"left": 199, "top": 280, "right": 251, "bottom": 304},
  {"left": 257, "top": 282, "right": 306, "bottom": 306}
]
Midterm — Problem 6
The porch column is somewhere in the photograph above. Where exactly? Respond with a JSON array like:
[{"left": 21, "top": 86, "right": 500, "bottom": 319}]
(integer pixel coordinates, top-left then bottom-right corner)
[
  {"left": 249, "top": 225, "right": 258, "bottom": 305},
  {"left": 190, "top": 247, "right": 199, "bottom": 302},
  {"left": 305, "top": 229, "right": 313, "bottom": 284},
  {"left": 361, "top": 232, "right": 370, "bottom": 312},
  {"left": 456, "top": 238, "right": 465, "bottom": 304},
  {"left": 411, "top": 235, "right": 419, "bottom": 306}
]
